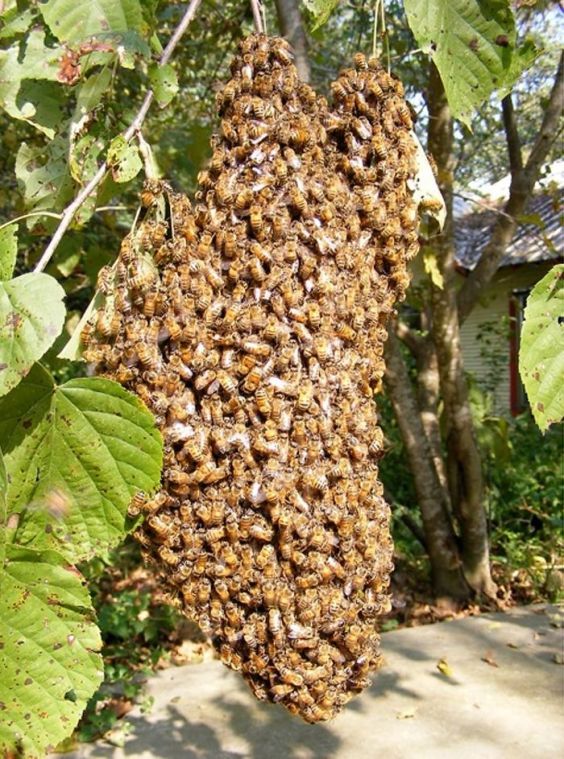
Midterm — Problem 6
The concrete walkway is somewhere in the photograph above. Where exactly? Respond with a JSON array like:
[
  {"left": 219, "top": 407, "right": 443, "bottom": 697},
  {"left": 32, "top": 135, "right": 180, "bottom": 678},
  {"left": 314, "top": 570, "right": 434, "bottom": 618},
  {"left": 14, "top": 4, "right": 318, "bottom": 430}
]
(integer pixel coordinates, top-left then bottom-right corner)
[{"left": 61, "top": 605, "right": 564, "bottom": 759}]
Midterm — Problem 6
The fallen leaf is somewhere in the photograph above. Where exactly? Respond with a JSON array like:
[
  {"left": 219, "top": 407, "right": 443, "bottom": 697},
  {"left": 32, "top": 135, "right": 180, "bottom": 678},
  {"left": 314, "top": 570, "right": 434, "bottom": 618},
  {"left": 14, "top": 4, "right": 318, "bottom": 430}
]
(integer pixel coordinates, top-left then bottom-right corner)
[
  {"left": 436, "top": 658, "right": 453, "bottom": 677},
  {"left": 487, "top": 622, "right": 501, "bottom": 630},
  {"left": 104, "top": 723, "right": 131, "bottom": 748},
  {"left": 107, "top": 698, "right": 134, "bottom": 719},
  {"left": 547, "top": 613, "right": 564, "bottom": 628},
  {"left": 481, "top": 651, "right": 499, "bottom": 668},
  {"left": 396, "top": 708, "right": 417, "bottom": 720},
  {"left": 552, "top": 653, "right": 564, "bottom": 665},
  {"left": 506, "top": 642, "right": 520, "bottom": 649}
]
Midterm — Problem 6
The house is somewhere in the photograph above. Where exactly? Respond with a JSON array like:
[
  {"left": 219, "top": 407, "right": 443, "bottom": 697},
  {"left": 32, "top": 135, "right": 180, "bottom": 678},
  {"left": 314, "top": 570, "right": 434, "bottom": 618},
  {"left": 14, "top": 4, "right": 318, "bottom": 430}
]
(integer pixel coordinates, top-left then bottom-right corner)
[{"left": 455, "top": 189, "right": 562, "bottom": 417}]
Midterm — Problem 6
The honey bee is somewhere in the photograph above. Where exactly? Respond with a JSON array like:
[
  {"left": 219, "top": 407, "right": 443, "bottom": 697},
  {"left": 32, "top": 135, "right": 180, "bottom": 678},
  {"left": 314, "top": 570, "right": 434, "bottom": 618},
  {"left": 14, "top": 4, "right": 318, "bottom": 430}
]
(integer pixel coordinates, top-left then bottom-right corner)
[
  {"left": 305, "top": 471, "right": 329, "bottom": 494},
  {"left": 214, "top": 369, "right": 236, "bottom": 395},
  {"left": 249, "top": 258, "right": 267, "bottom": 283},
  {"left": 114, "top": 365, "right": 135, "bottom": 384},
  {"left": 353, "top": 51, "right": 368, "bottom": 70},
  {"left": 271, "top": 683, "right": 293, "bottom": 702},
  {"left": 268, "top": 607, "right": 283, "bottom": 635},
  {"left": 253, "top": 386, "right": 271, "bottom": 416},
  {"left": 289, "top": 185, "right": 308, "bottom": 217},
  {"left": 249, "top": 205, "right": 264, "bottom": 238},
  {"left": 129, "top": 264, "right": 155, "bottom": 291},
  {"left": 136, "top": 342, "right": 159, "bottom": 369},
  {"left": 273, "top": 41, "right": 293, "bottom": 65},
  {"left": 335, "top": 322, "right": 356, "bottom": 342},
  {"left": 158, "top": 545, "right": 180, "bottom": 566},
  {"left": 127, "top": 490, "right": 146, "bottom": 516},
  {"left": 331, "top": 78, "right": 350, "bottom": 100},
  {"left": 96, "top": 265, "right": 114, "bottom": 294},
  {"left": 249, "top": 521, "right": 273, "bottom": 542},
  {"left": 294, "top": 381, "right": 313, "bottom": 413}
]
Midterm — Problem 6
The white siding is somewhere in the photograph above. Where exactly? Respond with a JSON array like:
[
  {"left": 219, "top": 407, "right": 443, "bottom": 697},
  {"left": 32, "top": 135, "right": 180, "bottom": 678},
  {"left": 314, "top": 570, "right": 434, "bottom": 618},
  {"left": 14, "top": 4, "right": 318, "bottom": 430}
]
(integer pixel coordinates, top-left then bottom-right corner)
[{"left": 458, "top": 263, "right": 554, "bottom": 415}]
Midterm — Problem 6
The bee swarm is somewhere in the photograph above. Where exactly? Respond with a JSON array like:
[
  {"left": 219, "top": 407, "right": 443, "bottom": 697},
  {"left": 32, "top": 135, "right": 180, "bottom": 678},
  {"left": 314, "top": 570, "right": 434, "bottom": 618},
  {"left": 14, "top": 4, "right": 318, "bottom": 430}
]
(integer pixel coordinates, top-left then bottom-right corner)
[{"left": 83, "top": 35, "right": 420, "bottom": 723}]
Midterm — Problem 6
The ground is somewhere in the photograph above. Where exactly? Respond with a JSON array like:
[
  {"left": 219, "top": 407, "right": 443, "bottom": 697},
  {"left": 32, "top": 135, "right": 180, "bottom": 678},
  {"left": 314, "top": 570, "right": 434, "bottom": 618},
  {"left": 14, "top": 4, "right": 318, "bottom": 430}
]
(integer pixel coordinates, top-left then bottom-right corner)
[{"left": 54, "top": 604, "right": 564, "bottom": 759}]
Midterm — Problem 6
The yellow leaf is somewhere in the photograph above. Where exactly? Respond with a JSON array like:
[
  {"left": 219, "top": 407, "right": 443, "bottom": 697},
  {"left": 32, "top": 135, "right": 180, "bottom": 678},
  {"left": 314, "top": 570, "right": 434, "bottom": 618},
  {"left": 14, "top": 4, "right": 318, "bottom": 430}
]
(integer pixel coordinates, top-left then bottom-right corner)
[
  {"left": 437, "top": 658, "right": 453, "bottom": 677},
  {"left": 423, "top": 247, "right": 444, "bottom": 289}
]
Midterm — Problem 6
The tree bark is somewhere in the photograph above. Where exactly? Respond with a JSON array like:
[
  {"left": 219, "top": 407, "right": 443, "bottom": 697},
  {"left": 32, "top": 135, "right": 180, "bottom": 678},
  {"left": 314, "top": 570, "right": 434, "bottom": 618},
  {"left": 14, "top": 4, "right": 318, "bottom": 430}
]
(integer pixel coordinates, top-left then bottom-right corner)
[
  {"left": 274, "top": 0, "right": 311, "bottom": 82},
  {"left": 427, "top": 63, "right": 497, "bottom": 597},
  {"left": 384, "top": 332, "right": 468, "bottom": 599},
  {"left": 458, "top": 52, "right": 564, "bottom": 323}
]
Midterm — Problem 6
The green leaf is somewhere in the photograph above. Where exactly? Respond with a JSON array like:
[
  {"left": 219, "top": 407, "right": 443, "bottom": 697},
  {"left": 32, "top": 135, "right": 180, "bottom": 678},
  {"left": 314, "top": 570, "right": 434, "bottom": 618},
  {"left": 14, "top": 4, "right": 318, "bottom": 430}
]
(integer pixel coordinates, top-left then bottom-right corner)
[
  {"left": 519, "top": 264, "right": 564, "bottom": 432},
  {"left": 303, "top": 0, "right": 341, "bottom": 30},
  {"left": 107, "top": 135, "right": 143, "bottom": 183},
  {"left": 0, "top": 7, "right": 35, "bottom": 40},
  {"left": 0, "top": 273, "right": 66, "bottom": 397},
  {"left": 0, "top": 545, "right": 103, "bottom": 758},
  {"left": 39, "top": 0, "right": 145, "bottom": 44},
  {"left": 15, "top": 80, "right": 65, "bottom": 138},
  {"left": 516, "top": 212, "right": 545, "bottom": 228},
  {"left": 69, "top": 129, "right": 105, "bottom": 185},
  {"left": 75, "top": 67, "right": 113, "bottom": 115},
  {"left": 52, "top": 238, "right": 82, "bottom": 278},
  {"left": 0, "top": 224, "right": 17, "bottom": 281},
  {"left": 148, "top": 63, "right": 179, "bottom": 108},
  {"left": 16, "top": 139, "right": 75, "bottom": 217},
  {"left": 0, "top": 30, "right": 63, "bottom": 136},
  {"left": 496, "top": 37, "right": 539, "bottom": 100},
  {"left": 114, "top": 29, "right": 151, "bottom": 69},
  {"left": 0, "top": 365, "right": 163, "bottom": 562},
  {"left": 403, "top": 0, "right": 535, "bottom": 127}
]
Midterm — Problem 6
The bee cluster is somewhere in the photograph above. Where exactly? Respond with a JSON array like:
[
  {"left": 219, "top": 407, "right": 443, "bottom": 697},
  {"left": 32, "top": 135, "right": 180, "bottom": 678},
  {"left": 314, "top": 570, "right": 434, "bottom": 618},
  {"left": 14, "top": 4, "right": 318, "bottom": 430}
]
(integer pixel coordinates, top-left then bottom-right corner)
[{"left": 82, "top": 34, "right": 420, "bottom": 723}]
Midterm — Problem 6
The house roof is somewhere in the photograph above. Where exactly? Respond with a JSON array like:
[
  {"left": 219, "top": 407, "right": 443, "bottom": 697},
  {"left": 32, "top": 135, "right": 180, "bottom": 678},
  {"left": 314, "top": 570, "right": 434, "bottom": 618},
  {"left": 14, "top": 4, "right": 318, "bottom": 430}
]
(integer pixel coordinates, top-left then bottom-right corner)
[{"left": 454, "top": 191, "right": 563, "bottom": 271}]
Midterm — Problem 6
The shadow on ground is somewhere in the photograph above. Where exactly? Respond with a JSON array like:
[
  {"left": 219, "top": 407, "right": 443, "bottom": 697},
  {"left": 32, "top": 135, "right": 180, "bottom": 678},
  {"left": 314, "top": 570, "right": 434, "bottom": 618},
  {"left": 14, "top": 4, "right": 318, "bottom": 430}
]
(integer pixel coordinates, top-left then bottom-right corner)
[{"left": 61, "top": 605, "right": 563, "bottom": 759}]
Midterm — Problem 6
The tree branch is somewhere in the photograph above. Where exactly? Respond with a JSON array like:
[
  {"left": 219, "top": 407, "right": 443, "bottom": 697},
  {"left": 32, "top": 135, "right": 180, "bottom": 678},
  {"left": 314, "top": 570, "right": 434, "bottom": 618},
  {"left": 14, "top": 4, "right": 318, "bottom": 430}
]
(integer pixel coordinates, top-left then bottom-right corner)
[
  {"left": 502, "top": 94, "right": 523, "bottom": 178},
  {"left": 395, "top": 318, "right": 427, "bottom": 357},
  {"left": 249, "top": 0, "right": 266, "bottom": 33},
  {"left": 457, "top": 51, "right": 564, "bottom": 323},
  {"left": 274, "top": 0, "right": 311, "bottom": 82},
  {"left": 524, "top": 51, "right": 564, "bottom": 178},
  {"left": 33, "top": 0, "right": 204, "bottom": 274}
]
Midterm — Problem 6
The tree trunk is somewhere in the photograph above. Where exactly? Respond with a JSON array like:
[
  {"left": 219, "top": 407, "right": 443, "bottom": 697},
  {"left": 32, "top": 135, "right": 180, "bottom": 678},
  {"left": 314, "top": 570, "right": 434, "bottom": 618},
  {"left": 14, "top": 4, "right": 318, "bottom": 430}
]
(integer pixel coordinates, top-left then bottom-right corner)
[
  {"left": 274, "top": 0, "right": 311, "bottom": 82},
  {"left": 427, "top": 63, "right": 497, "bottom": 597},
  {"left": 384, "top": 332, "right": 468, "bottom": 599},
  {"left": 414, "top": 315, "right": 450, "bottom": 499}
]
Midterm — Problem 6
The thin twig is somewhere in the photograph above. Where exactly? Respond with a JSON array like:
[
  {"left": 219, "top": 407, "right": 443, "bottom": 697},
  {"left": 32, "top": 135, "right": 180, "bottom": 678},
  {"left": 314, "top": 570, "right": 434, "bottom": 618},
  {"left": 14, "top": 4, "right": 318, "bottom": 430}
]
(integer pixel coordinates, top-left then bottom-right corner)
[
  {"left": 33, "top": 0, "right": 203, "bottom": 274},
  {"left": 453, "top": 191, "right": 516, "bottom": 220},
  {"left": 380, "top": 0, "right": 390, "bottom": 73},
  {"left": 0, "top": 211, "right": 62, "bottom": 232},
  {"left": 250, "top": 0, "right": 265, "bottom": 33},
  {"left": 371, "top": 0, "right": 381, "bottom": 59},
  {"left": 94, "top": 206, "right": 131, "bottom": 213}
]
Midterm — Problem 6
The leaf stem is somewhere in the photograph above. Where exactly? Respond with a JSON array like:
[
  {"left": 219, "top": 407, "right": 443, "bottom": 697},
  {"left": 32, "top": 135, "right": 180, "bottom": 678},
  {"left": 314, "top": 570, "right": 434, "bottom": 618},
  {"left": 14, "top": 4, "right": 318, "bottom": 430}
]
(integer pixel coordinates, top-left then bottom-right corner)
[{"left": 33, "top": 0, "right": 203, "bottom": 274}]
